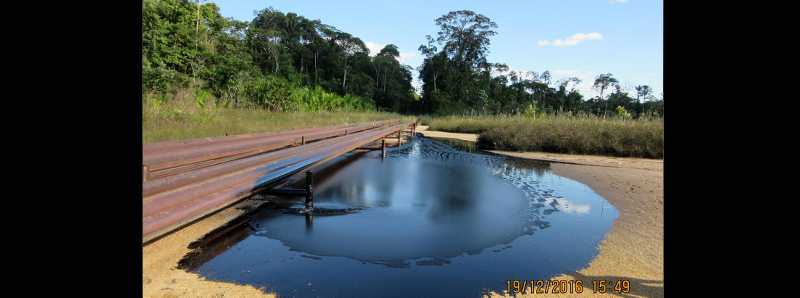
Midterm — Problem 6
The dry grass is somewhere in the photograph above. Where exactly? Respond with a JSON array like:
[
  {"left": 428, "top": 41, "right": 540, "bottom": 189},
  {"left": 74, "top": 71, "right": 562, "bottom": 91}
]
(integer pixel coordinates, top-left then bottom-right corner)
[
  {"left": 427, "top": 115, "right": 663, "bottom": 158},
  {"left": 143, "top": 91, "right": 411, "bottom": 144}
]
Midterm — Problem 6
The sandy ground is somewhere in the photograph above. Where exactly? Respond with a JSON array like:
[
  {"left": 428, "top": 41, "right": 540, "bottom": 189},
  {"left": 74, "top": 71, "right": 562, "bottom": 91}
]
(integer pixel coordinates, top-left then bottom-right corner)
[
  {"left": 542, "top": 161, "right": 663, "bottom": 298},
  {"left": 416, "top": 129, "right": 479, "bottom": 143},
  {"left": 143, "top": 128, "right": 662, "bottom": 297},
  {"left": 418, "top": 126, "right": 663, "bottom": 298},
  {"left": 142, "top": 199, "right": 276, "bottom": 298}
]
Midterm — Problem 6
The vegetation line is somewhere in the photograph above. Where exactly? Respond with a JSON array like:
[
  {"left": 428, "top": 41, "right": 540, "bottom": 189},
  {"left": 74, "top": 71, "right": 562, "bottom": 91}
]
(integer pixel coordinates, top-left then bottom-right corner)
[
  {"left": 427, "top": 115, "right": 663, "bottom": 159},
  {"left": 143, "top": 1, "right": 662, "bottom": 117},
  {"left": 143, "top": 94, "right": 411, "bottom": 144},
  {"left": 143, "top": 1, "right": 663, "bottom": 158}
]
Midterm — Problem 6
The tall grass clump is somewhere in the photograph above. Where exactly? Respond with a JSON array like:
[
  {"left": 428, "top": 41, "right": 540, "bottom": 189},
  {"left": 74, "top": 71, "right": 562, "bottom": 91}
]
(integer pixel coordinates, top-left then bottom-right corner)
[
  {"left": 418, "top": 115, "right": 433, "bottom": 126},
  {"left": 429, "top": 113, "right": 663, "bottom": 158},
  {"left": 428, "top": 114, "right": 523, "bottom": 133}
]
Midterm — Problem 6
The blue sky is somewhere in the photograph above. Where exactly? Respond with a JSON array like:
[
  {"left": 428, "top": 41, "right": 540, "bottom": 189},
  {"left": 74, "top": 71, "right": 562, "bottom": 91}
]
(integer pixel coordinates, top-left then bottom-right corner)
[{"left": 208, "top": 0, "right": 662, "bottom": 98}]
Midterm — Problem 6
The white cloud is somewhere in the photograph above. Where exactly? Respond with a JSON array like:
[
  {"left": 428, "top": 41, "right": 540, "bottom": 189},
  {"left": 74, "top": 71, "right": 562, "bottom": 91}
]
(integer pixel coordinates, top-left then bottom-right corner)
[
  {"left": 491, "top": 66, "right": 540, "bottom": 81},
  {"left": 548, "top": 197, "right": 591, "bottom": 215},
  {"left": 610, "top": 0, "right": 629, "bottom": 3},
  {"left": 365, "top": 41, "right": 385, "bottom": 56},
  {"left": 365, "top": 41, "right": 416, "bottom": 64},
  {"left": 537, "top": 32, "right": 603, "bottom": 48},
  {"left": 398, "top": 52, "right": 417, "bottom": 64}
]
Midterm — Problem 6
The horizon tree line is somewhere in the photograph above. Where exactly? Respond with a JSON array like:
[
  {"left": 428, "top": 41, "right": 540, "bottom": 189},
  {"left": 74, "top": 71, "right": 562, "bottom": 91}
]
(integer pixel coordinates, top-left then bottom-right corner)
[{"left": 142, "top": 0, "right": 663, "bottom": 117}]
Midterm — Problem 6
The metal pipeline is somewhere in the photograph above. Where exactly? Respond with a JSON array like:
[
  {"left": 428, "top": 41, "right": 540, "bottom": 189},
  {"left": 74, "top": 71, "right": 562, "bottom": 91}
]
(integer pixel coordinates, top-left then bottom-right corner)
[{"left": 142, "top": 122, "right": 412, "bottom": 244}]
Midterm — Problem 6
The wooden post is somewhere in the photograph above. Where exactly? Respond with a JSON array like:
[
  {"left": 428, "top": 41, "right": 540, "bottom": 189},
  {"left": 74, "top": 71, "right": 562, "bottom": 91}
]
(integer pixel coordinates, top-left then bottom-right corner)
[
  {"left": 143, "top": 166, "right": 149, "bottom": 182},
  {"left": 381, "top": 139, "right": 386, "bottom": 158},
  {"left": 301, "top": 136, "right": 305, "bottom": 145},
  {"left": 304, "top": 171, "right": 314, "bottom": 209},
  {"left": 305, "top": 213, "right": 314, "bottom": 231}
]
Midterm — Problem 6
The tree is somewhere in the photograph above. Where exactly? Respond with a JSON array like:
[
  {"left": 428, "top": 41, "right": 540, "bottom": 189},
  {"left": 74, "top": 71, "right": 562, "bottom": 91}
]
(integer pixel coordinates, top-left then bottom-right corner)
[
  {"left": 540, "top": 71, "right": 551, "bottom": 86},
  {"left": 335, "top": 34, "right": 367, "bottom": 92},
  {"left": 593, "top": 73, "right": 619, "bottom": 118},
  {"left": 368, "top": 44, "right": 415, "bottom": 112},
  {"left": 635, "top": 85, "right": 653, "bottom": 105},
  {"left": 143, "top": 3, "right": 659, "bottom": 118},
  {"left": 434, "top": 10, "right": 497, "bottom": 70},
  {"left": 559, "top": 77, "right": 581, "bottom": 91},
  {"left": 143, "top": 2, "right": 390, "bottom": 111},
  {"left": 249, "top": 9, "right": 288, "bottom": 75},
  {"left": 607, "top": 85, "right": 637, "bottom": 117},
  {"left": 417, "top": 10, "right": 498, "bottom": 114},
  {"left": 418, "top": 35, "right": 440, "bottom": 93},
  {"left": 310, "top": 22, "right": 334, "bottom": 86},
  {"left": 377, "top": 44, "right": 399, "bottom": 57},
  {"left": 374, "top": 44, "right": 399, "bottom": 91}
]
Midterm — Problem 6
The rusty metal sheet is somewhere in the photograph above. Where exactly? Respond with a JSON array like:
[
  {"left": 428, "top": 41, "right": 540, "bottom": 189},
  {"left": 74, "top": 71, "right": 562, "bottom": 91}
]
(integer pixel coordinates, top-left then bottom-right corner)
[
  {"left": 142, "top": 122, "right": 414, "bottom": 243},
  {"left": 143, "top": 119, "right": 397, "bottom": 154},
  {"left": 143, "top": 120, "right": 400, "bottom": 175}
]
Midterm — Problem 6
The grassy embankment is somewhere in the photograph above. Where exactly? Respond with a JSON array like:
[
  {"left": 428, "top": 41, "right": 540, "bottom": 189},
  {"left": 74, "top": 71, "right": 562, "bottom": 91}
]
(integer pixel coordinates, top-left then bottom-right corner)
[
  {"left": 422, "top": 114, "right": 663, "bottom": 158},
  {"left": 143, "top": 88, "right": 412, "bottom": 144}
]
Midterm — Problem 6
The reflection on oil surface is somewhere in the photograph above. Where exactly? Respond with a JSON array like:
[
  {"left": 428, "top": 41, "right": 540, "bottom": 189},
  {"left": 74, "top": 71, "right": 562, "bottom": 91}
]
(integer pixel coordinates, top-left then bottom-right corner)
[{"left": 184, "top": 136, "right": 618, "bottom": 298}]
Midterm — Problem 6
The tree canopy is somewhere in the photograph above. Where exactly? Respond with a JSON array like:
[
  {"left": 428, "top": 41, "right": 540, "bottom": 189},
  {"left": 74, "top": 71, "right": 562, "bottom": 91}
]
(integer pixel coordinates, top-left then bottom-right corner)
[
  {"left": 416, "top": 10, "right": 662, "bottom": 117},
  {"left": 143, "top": 0, "right": 416, "bottom": 112},
  {"left": 143, "top": 2, "right": 663, "bottom": 118}
]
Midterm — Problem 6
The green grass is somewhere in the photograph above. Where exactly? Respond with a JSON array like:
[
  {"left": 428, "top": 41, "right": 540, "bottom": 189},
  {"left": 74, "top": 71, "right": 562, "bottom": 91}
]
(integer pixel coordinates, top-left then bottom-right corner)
[
  {"left": 143, "top": 91, "right": 410, "bottom": 144},
  {"left": 427, "top": 114, "right": 663, "bottom": 158}
]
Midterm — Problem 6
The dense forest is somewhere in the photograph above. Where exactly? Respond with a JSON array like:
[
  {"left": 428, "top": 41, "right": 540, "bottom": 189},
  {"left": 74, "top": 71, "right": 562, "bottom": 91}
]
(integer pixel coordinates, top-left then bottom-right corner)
[
  {"left": 143, "top": 0, "right": 415, "bottom": 112},
  {"left": 143, "top": 0, "right": 663, "bottom": 118},
  {"left": 417, "top": 10, "right": 663, "bottom": 118}
]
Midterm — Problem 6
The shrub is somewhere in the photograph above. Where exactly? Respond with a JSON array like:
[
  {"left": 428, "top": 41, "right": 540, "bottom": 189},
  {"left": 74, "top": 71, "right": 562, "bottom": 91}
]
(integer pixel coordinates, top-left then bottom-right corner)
[
  {"left": 244, "top": 76, "right": 296, "bottom": 112},
  {"left": 523, "top": 103, "right": 538, "bottom": 118},
  {"left": 616, "top": 105, "right": 632, "bottom": 120}
]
